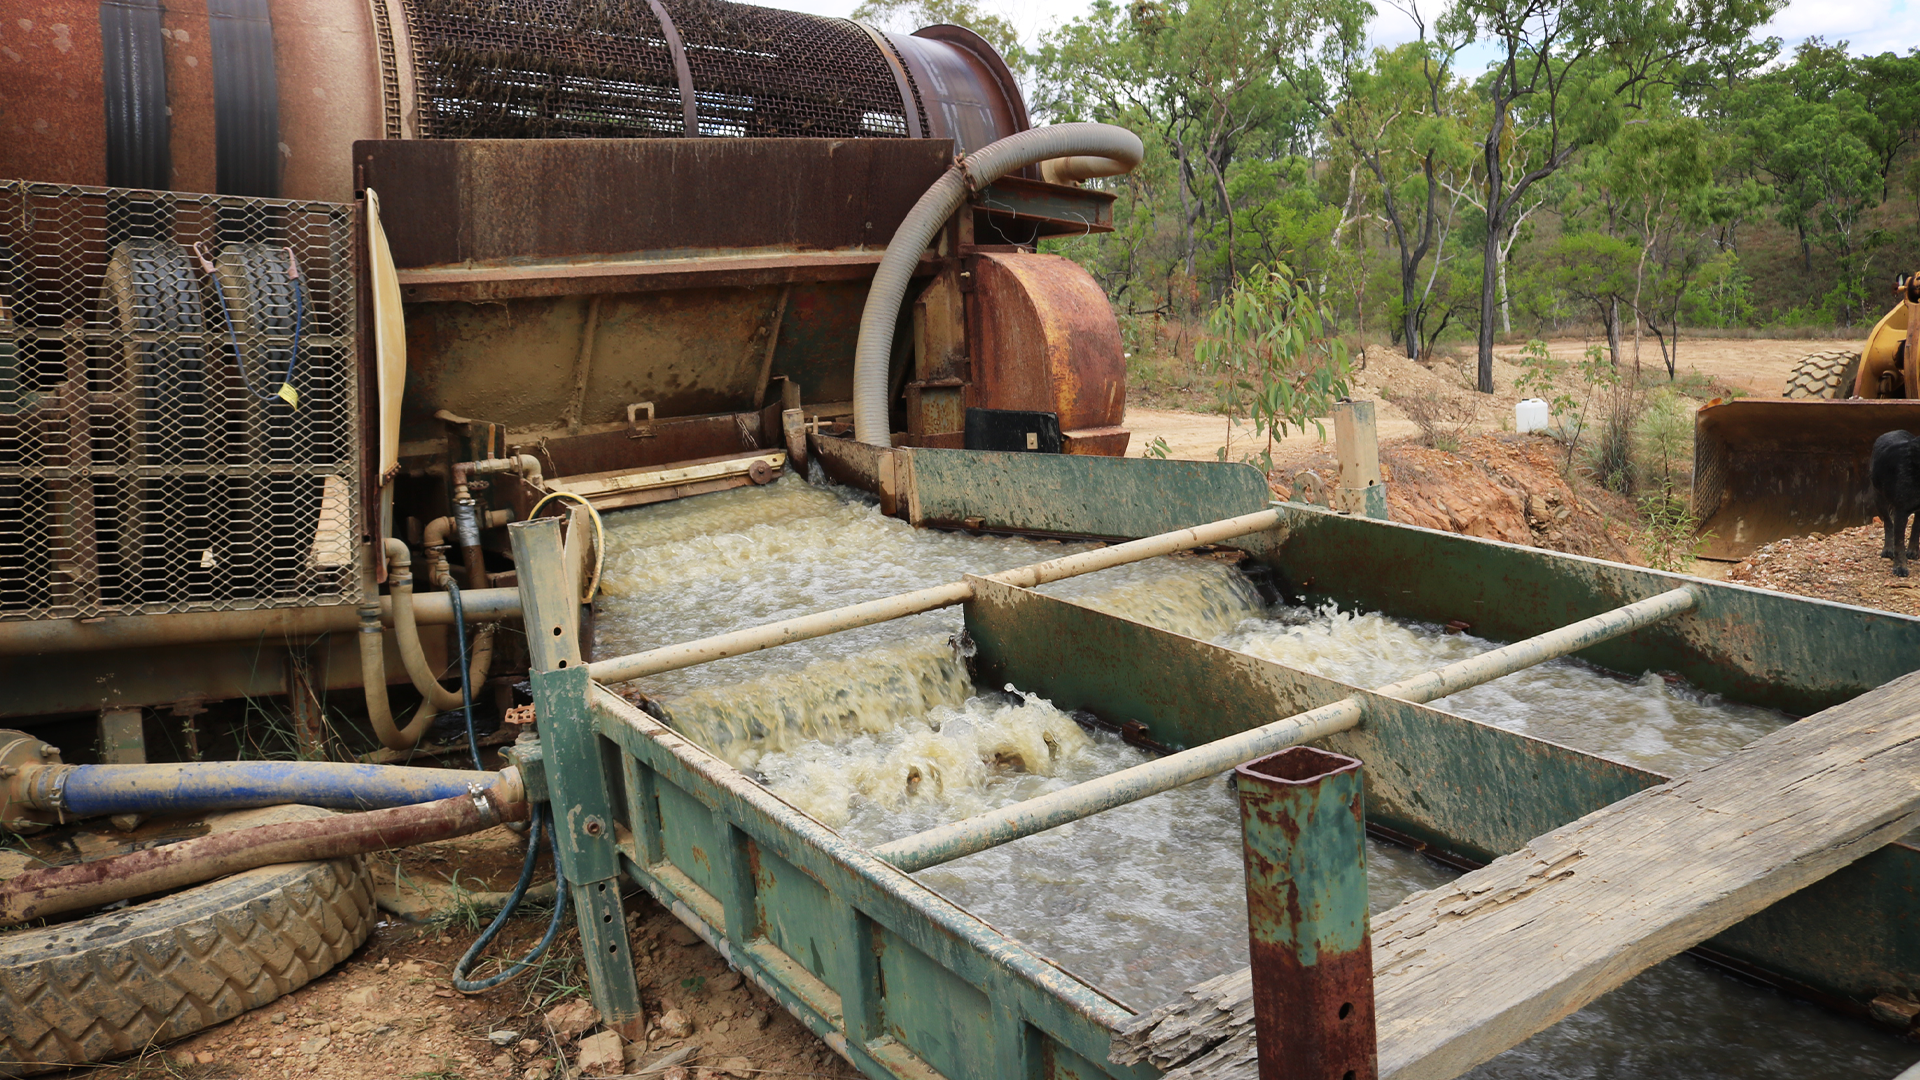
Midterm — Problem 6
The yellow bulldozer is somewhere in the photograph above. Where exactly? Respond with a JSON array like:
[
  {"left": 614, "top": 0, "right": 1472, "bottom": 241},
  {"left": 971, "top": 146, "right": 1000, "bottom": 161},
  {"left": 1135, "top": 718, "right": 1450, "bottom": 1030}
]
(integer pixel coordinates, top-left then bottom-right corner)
[{"left": 1692, "top": 274, "right": 1920, "bottom": 560}]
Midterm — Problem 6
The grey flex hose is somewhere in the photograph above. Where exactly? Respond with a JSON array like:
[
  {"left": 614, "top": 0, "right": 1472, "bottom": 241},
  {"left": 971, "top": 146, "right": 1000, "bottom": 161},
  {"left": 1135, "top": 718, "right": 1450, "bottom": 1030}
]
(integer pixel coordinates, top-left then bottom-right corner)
[{"left": 852, "top": 123, "right": 1145, "bottom": 447}]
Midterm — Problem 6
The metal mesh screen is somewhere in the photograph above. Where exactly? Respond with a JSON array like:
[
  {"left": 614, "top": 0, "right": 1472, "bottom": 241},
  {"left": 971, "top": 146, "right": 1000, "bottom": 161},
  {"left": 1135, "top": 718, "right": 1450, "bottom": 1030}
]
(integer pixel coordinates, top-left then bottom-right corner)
[
  {"left": 403, "top": 0, "right": 910, "bottom": 140},
  {"left": 670, "top": 0, "right": 908, "bottom": 138},
  {"left": 0, "top": 182, "right": 361, "bottom": 621}
]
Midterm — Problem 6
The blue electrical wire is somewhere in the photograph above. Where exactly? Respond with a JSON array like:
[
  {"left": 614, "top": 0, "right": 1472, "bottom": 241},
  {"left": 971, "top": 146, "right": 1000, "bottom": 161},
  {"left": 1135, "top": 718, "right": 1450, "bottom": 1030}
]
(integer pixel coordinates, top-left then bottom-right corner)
[
  {"left": 194, "top": 243, "right": 305, "bottom": 406},
  {"left": 446, "top": 577, "right": 483, "bottom": 772},
  {"left": 452, "top": 804, "right": 570, "bottom": 993}
]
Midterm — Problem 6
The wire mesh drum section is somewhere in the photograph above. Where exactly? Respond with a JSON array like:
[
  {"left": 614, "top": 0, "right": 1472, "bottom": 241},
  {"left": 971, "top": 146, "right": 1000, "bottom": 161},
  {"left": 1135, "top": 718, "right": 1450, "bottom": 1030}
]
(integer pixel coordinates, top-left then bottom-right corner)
[
  {"left": 401, "top": 0, "right": 914, "bottom": 140},
  {"left": 0, "top": 182, "right": 361, "bottom": 621}
]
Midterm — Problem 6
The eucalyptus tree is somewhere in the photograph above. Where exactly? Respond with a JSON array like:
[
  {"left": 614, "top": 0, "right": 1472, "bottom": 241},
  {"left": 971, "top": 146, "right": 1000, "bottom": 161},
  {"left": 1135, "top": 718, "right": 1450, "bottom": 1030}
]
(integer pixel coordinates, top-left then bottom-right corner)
[{"left": 1435, "top": 0, "right": 1782, "bottom": 391}]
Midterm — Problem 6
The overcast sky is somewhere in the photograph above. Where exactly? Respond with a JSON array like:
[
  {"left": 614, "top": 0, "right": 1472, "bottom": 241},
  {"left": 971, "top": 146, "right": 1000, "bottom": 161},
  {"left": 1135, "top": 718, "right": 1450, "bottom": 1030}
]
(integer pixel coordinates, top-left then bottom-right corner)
[{"left": 768, "top": 0, "right": 1913, "bottom": 62}]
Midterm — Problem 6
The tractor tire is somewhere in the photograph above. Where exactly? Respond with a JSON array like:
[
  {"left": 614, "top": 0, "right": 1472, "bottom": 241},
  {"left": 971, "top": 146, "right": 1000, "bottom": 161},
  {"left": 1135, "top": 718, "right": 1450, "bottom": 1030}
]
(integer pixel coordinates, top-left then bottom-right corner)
[
  {"left": 1781, "top": 348, "right": 1861, "bottom": 399},
  {"left": 0, "top": 807, "right": 376, "bottom": 1076}
]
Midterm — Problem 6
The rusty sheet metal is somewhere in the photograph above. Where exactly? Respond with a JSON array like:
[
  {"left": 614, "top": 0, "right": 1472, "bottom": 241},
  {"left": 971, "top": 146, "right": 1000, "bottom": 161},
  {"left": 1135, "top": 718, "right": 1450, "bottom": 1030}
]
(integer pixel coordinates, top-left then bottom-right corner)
[
  {"left": 1692, "top": 398, "right": 1920, "bottom": 560},
  {"left": 356, "top": 138, "right": 956, "bottom": 269},
  {"left": 811, "top": 433, "right": 899, "bottom": 515},
  {"left": 403, "top": 288, "right": 780, "bottom": 432},
  {"left": 972, "top": 252, "right": 1125, "bottom": 434},
  {"left": 3, "top": 2, "right": 109, "bottom": 187},
  {"left": 973, "top": 175, "right": 1116, "bottom": 239},
  {"left": 160, "top": 1, "right": 217, "bottom": 195},
  {"left": 1236, "top": 748, "right": 1376, "bottom": 1080},
  {"left": 582, "top": 685, "right": 1154, "bottom": 1080},
  {"left": 900, "top": 449, "right": 1267, "bottom": 537},
  {"left": 394, "top": 251, "right": 938, "bottom": 305},
  {"left": 962, "top": 571, "right": 1920, "bottom": 1027},
  {"left": 508, "top": 409, "right": 778, "bottom": 479},
  {"left": 268, "top": 0, "right": 383, "bottom": 202}
]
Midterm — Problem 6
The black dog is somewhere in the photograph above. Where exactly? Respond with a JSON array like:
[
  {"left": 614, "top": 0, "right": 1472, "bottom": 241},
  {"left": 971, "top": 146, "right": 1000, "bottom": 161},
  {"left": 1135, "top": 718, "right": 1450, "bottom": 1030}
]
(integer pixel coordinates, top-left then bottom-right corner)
[{"left": 1871, "top": 430, "right": 1920, "bottom": 575}]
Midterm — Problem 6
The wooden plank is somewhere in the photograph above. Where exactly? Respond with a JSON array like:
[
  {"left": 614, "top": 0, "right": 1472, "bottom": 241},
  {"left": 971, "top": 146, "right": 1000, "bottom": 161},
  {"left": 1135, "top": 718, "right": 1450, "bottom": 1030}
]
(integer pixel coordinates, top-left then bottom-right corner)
[{"left": 1113, "top": 670, "right": 1920, "bottom": 1080}]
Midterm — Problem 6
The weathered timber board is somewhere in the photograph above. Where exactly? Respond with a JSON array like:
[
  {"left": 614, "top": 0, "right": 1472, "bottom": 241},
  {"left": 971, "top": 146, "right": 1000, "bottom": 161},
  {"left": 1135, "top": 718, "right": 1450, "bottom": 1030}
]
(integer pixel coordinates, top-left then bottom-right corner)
[{"left": 1113, "top": 668, "right": 1920, "bottom": 1080}]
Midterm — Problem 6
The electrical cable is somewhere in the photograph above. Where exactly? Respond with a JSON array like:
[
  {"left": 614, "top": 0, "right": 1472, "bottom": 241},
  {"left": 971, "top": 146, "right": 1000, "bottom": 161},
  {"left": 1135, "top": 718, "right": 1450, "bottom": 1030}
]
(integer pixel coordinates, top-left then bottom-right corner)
[
  {"left": 447, "top": 578, "right": 482, "bottom": 772},
  {"left": 452, "top": 803, "right": 570, "bottom": 993},
  {"left": 192, "top": 243, "right": 306, "bottom": 407},
  {"left": 526, "top": 490, "right": 607, "bottom": 601}
]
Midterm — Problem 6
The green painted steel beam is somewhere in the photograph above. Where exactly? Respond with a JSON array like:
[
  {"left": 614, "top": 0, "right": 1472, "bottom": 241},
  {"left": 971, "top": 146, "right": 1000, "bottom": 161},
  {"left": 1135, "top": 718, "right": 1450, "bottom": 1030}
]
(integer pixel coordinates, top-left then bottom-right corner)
[
  {"left": 587, "top": 686, "right": 1158, "bottom": 1080},
  {"left": 903, "top": 450, "right": 1271, "bottom": 539}
]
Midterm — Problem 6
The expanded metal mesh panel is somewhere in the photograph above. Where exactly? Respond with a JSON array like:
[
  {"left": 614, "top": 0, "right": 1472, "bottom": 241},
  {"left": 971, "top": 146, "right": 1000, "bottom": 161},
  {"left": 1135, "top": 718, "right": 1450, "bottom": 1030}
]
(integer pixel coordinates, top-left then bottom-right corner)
[
  {"left": 0, "top": 182, "right": 361, "bottom": 621},
  {"left": 403, "top": 0, "right": 910, "bottom": 140}
]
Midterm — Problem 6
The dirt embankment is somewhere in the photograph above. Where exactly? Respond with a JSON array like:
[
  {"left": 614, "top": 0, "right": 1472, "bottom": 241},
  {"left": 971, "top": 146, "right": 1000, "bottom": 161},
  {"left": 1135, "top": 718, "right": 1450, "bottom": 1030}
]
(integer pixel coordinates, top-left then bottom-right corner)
[{"left": 1284, "top": 433, "right": 1644, "bottom": 564}]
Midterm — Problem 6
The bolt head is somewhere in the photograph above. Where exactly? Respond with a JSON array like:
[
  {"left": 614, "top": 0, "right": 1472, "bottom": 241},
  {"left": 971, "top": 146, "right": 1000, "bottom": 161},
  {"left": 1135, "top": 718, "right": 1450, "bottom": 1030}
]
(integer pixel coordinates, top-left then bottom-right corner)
[{"left": 35, "top": 744, "right": 56, "bottom": 759}]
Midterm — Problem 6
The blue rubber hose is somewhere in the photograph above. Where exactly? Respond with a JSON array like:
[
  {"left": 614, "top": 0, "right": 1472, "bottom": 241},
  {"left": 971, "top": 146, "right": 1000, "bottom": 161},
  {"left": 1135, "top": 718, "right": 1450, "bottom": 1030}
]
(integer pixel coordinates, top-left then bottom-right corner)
[
  {"left": 448, "top": 578, "right": 483, "bottom": 772},
  {"left": 54, "top": 762, "right": 497, "bottom": 818},
  {"left": 453, "top": 803, "right": 569, "bottom": 993}
]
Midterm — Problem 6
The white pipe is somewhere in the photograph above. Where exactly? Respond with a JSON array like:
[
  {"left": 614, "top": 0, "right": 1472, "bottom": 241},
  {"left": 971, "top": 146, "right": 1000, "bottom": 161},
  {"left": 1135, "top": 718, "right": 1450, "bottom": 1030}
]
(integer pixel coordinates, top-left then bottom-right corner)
[
  {"left": 584, "top": 506, "right": 1285, "bottom": 685},
  {"left": 851, "top": 123, "right": 1144, "bottom": 446},
  {"left": 871, "top": 587, "right": 1700, "bottom": 872}
]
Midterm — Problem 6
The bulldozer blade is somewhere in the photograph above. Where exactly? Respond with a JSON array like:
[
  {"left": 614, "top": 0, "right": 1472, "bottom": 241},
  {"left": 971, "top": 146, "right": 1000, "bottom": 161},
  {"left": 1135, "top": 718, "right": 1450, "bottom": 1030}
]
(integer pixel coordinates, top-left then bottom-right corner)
[{"left": 1693, "top": 398, "right": 1920, "bottom": 561}]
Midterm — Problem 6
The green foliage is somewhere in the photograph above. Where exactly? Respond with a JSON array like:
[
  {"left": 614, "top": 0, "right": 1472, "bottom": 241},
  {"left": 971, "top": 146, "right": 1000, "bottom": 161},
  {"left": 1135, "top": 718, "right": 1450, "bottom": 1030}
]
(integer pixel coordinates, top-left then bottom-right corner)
[
  {"left": 1636, "top": 485, "right": 1708, "bottom": 571},
  {"left": 1141, "top": 435, "right": 1173, "bottom": 459},
  {"left": 1631, "top": 389, "right": 1693, "bottom": 493},
  {"left": 1196, "top": 263, "right": 1350, "bottom": 472},
  {"left": 1681, "top": 252, "right": 1755, "bottom": 328}
]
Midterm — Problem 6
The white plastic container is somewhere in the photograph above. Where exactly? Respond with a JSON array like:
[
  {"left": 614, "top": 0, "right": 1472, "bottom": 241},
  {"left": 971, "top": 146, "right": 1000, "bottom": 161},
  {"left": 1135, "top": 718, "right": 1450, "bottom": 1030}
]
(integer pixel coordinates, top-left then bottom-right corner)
[{"left": 1515, "top": 398, "right": 1551, "bottom": 435}]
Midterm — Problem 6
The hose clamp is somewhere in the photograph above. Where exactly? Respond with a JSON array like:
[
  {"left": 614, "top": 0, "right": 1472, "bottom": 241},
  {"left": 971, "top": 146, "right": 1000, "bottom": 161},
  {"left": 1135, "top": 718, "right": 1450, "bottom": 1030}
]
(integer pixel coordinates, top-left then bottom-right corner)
[{"left": 468, "top": 782, "right": 501, "bottom": 826}]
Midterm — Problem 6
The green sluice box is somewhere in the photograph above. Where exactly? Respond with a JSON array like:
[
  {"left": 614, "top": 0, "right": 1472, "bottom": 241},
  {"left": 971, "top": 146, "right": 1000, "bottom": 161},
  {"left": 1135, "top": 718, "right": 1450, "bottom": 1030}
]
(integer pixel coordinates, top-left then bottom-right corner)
[{"left": 523, "top": 452, "right": 1920, "bottom": 1080}]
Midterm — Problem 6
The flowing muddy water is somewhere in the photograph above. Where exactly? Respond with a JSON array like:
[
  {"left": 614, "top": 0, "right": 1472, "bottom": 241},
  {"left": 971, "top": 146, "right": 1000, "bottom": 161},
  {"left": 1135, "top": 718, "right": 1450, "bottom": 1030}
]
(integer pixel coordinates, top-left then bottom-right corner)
[{"left": 598, "top": 479, "right": 1920, "bottom": 1079}]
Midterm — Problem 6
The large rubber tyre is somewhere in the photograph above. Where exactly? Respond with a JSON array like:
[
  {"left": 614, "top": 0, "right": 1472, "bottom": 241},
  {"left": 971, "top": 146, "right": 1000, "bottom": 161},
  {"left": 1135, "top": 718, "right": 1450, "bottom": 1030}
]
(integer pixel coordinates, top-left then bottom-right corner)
[
  {"left": 0, "top": 808, "right": 376, "bottom": 1076},
  {"left": 1782, "top": 348, "right": 1861, "bottom": 399}
]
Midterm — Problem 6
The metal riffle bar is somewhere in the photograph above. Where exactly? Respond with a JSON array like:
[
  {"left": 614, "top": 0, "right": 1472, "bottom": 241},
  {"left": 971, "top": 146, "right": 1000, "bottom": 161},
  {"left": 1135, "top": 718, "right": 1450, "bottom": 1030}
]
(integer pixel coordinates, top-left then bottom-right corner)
[
  {"left": 584, "top": 506, "right": 1287, "bottom": 685},
  {"left": 871, "top": 586, "right": 1700, "bottom": 873}
]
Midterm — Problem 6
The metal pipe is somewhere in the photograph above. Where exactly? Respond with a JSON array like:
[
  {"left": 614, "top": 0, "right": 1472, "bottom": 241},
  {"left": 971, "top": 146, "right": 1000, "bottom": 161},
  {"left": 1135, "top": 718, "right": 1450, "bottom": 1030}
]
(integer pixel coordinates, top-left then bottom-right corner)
[
  {"left": 20, "top": 761, "right": 503, "bottom": 819},
  {"left": 0, "top": 784, "right": 528, "bottom": 924},
  {"left": 1236, "top": 747, "right": 1377, "bottom": 1080},
  {"left": 0, "top": 589, "right": 521, "bottom": 656},
  {"left": 387, "top": 538, "right": 491, "bottom": 713},
  {"left": 872, "top": 587, "right": 1699, "bottom": 872},
  {"left": 585, "top": 506, "right": 1288, "bottom": 684}
]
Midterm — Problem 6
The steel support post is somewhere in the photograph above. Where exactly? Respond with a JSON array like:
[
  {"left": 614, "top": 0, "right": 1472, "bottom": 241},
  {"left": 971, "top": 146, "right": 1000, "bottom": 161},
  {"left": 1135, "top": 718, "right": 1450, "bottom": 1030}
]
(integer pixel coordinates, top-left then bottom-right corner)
[
  {"left": 510, "top": 518, "right": 645, "bottom": 1040},
  {"left": 1235, "top": 746, "right": 1376, "bottom": 1080}
]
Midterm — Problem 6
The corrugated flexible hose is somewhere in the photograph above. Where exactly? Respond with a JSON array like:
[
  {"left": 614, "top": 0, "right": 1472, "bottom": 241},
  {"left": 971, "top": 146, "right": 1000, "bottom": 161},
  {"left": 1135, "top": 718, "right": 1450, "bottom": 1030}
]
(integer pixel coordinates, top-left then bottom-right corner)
[{"left": 851, "top": 122, "right": 1144, "bottom": 447}]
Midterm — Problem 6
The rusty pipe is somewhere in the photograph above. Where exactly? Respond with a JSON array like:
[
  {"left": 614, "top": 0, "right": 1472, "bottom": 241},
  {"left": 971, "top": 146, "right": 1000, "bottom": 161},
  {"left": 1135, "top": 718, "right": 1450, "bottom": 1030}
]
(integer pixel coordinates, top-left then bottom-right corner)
[{"left": 0, "top": 783, "right": 528, "bottom": 925}]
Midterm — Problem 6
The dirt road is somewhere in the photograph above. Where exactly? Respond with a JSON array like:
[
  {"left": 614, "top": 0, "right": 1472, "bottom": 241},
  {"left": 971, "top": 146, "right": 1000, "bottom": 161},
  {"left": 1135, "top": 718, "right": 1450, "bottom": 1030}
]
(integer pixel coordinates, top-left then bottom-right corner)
[{"left": 1126, "top": 336, "right": 1823, "bottom": 466}]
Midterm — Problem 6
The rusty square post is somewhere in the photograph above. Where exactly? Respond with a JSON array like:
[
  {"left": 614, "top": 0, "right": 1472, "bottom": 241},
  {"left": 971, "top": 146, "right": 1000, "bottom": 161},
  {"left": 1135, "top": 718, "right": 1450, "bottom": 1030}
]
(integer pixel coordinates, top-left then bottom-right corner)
[{"left": 1235, "top": 745, "right": 1376, "bottom": 1080}]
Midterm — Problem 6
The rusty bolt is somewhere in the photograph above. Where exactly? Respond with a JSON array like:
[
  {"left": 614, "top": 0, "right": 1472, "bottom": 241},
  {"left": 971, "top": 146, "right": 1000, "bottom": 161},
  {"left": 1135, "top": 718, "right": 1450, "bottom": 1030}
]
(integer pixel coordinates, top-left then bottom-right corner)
[
  {"left": 36, "top": 744, "right": 57, "bottom": 759},
  {"left": 583, "top": 816, "right": 606, "bottom": 838},
  {"left": 0, "top": 765, "right": 15, "bottom": 779}
]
